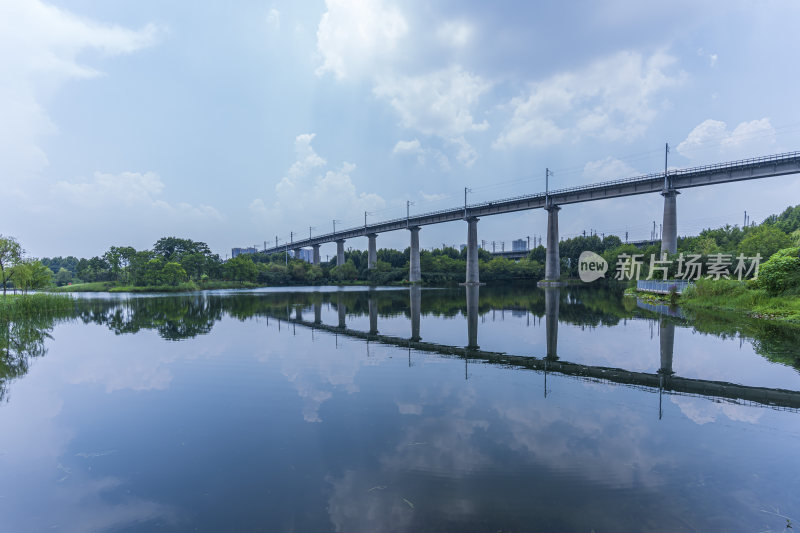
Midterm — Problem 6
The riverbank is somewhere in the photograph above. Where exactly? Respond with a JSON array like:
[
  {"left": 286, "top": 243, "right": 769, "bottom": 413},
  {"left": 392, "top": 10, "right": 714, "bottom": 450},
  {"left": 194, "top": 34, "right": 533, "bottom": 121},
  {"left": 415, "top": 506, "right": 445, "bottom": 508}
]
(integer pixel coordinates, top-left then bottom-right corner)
[
  {"left": 50, "top": 279, "right": 417, "bottom": 293},
  {"left": 53, "top": 280, "right": 266, "bottom": 293},
  {"left": 629, "top": 281, "right": 800, "bottom": 324},
  {"left": 681, "top": 280, "right": 800, "bottom": 323}
]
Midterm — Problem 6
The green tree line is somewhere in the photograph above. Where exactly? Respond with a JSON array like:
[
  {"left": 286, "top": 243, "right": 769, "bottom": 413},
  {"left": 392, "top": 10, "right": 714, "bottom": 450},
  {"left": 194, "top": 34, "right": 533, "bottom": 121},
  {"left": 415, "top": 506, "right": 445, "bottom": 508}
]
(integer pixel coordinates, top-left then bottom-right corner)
[{"left": 2, "top": 204, "right": 798, "bottom": 290}]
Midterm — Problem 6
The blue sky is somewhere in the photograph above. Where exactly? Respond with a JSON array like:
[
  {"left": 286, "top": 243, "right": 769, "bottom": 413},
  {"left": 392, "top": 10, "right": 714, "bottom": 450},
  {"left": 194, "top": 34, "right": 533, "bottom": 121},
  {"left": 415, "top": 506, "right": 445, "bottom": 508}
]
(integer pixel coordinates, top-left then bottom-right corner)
[{"left": 2, "top": 0, "right": 800, "bottom": 258}]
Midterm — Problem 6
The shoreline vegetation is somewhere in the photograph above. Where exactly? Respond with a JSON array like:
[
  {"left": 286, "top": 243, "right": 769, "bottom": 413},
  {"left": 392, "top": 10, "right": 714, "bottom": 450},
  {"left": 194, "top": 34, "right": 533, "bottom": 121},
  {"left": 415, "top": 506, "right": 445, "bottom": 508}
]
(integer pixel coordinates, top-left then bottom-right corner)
[
  {"left": 0, "top": 204, "right": 797, "bottom": 322},
  {"left": 0, "top": 293, "right": 75, "bottom": 320},
  {"left": 681, "top": 279, "right": 800, "bottom": 324},
  {"left": 628, "top": 275, "right": 800, "bottom": 326}
]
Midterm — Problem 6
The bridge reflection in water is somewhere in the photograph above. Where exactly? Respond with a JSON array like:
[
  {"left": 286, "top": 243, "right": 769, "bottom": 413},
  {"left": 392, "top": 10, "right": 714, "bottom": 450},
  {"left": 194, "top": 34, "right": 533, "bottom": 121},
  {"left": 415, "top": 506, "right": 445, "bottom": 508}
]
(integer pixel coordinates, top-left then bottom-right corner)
[{"left": 274, "top": 287, "right": 800, "bottom": 415}]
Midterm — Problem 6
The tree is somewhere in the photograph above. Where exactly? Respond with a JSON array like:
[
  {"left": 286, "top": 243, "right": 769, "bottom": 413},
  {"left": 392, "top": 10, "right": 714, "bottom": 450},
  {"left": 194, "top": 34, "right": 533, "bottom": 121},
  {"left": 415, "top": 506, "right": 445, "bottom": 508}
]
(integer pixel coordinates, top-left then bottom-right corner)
[
  {"left": 153, "top": 237, "right": 211, "bottom": 262},
  {"left": 103, "top": 246, "right": 135, "bottom": 283},
  {"left": 764, "top": 204, "right": 800, "bottom": 234},
  {"left": 9, "top": 260, "right": 52, "bottom": 294},
  {"left": 0, "top": 235, "right": 23, "bottom": 296},
  {"left": 753, "top": 246, "right": 800, "bottom": 295},
  {"left": 738, "top": 225, "right": 793, "bottom": 260},
  {"left": 128, "top": 251, "right": 155, "bottom": 286},
  {"left": 75, "top": 258, "right": 90, "bottom": 282},
  {"left": 331, "top": 260, "right": 358, "bottom": 281},
  {"left": 699, "top": 224, "right": 746, "bottom": 251},
  {"left": 55, "top": 268, "right": 73, "bottom": 286},
  {"left": 225, "top": 255, "right": 258, "bottom": 283},
  {"left": 694, "top": 236, "right": 720, "bottom": 255},
  {"left": 141, "top": 258, "right": 164, "bottom": 286},
  {"left": 181, "top": 253, "right": 207, "bottom": 281},
  {"left": 30, "top": 261, "right": 53, "bottom": 291},
  {"left": 528, "top": 245, "right": 546, "bottom": 263},
  {"left": 161, "top": 262, "right": 188, "bottom": 286}
]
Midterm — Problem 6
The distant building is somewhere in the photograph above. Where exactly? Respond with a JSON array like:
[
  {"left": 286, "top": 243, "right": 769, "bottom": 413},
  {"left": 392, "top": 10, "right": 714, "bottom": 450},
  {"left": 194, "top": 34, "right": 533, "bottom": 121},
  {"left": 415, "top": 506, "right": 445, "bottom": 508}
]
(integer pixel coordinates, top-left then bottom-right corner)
[
  {"left": 231, "top": 247, "right": 257, "bottom": 258},
  {"left": 512, "top": 239, "right": 528, "bottom": 252},
  {"left": 459, "top": 244, "right": 467, "bottom": 252},
  {"left": 293, "top": 249, "right": 313, "bottom": 262}
]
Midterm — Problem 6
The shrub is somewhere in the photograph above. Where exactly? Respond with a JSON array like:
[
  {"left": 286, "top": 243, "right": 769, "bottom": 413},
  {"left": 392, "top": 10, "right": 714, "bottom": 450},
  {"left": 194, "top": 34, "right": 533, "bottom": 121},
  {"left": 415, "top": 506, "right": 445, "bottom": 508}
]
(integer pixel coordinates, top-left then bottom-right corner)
[{"left": 753, "top": 246, "right": 800, "bottom": 295}]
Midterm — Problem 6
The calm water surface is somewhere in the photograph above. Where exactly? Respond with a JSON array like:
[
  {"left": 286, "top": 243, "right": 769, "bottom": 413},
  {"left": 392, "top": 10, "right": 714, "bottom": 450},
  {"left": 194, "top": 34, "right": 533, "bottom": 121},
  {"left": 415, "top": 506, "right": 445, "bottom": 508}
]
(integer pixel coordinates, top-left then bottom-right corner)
[{"left": 1, "top": 284, "right": 799, "bottom": 532}]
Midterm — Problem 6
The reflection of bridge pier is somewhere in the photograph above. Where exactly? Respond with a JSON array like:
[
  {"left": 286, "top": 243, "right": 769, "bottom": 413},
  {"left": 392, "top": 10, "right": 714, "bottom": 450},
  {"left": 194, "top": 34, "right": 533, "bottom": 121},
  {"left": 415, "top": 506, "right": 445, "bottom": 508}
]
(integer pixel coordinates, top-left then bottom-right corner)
[
  {"left": 314, "top": 302, "right": 322, "bottom": 325},
  {"left": 410, "top": 286, "right": 421, "bottom": 341},
  {"left": 658, "top": 319, "right": 676, "bottom": 419},
  {"left": 368, "top": 293, "right": 378, "bottom": 335},
  {"left": 466, "top": 285, "right": 479, "bottom": 349},
  {"left": 295, "top": 306, "right": 302, "bottom": 322},
  {"left": 545, "top": 287, "right": 560, "bottom": 361},
  {"left": 337, "top": 294, "right": 346, "bottom": 329},
  {"left": 659, "top": 320, "right": 675, "bottom": 376}
]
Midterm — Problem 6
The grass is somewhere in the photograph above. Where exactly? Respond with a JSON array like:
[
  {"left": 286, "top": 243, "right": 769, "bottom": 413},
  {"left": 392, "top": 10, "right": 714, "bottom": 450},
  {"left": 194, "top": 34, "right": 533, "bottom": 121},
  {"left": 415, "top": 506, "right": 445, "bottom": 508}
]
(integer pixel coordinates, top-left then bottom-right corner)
[
  {"left": 54, "top": 280, "right": 265, "bottom": 293},
  {"left": 53, "top": 281, "right": 116, "bottom": 292},
  {"left": 681, "top": 279, "right": 800, "bottom": 323},
  {"left": 0, "top": 293, "right": 75, "bottom": 319},
  {"left": 109, "top": 280, "right": 263, "bottom": 292},
  {"left": 52, "top": 278, "right": 413, "bottom": 293}
]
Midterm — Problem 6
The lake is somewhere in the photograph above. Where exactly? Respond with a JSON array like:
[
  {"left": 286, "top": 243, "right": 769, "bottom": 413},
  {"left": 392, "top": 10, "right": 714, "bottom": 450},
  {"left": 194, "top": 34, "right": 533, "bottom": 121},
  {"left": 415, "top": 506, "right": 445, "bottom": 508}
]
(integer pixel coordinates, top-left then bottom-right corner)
[{"left": 1, "top": 284, "right": 799, "bottom": 532}]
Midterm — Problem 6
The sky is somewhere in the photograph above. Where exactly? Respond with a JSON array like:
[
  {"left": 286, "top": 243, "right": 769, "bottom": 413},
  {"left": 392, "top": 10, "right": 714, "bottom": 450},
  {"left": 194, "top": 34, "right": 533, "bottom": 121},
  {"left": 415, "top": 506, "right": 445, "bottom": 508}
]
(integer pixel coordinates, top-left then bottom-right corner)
[{"left": 2, "top": 0, "right": 800, "bottom": 260}]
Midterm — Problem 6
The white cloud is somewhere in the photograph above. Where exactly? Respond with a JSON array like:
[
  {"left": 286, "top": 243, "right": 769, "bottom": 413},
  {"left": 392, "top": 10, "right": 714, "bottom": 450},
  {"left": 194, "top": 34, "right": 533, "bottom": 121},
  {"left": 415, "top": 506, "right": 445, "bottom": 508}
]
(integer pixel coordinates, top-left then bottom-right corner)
[
  {"left": 314, "top": 6, "right": 486, "bottom": 168},
  {"left": 494, "top": 51, "right": 685, "bottom": 149},
  {"left": 251, "top": 133, "right": 385, "bottom": 229},
  {"left": 396, "top": 402, "right": 423, "bottom": 415},
  {"left": 5, "top": 167, "right": 224, "bottom": 257},
  {"left": 277, "top": 133, "right": 327, "bottom": 196},
  {"left": 315, "top": 0, "right": 408, "bottom": 80},
  {"left": 696, "top": 48, "right": 717, "bottom": 67},
  {"left": 419, "top": 191, "right": 448, "bottom": 202},
  {"left": 266, "top": 7, "right": 280, "bottom": 30},
  {"left": 373, "top": 65, "right": 491, "bottom": 138},
  {"left": 436, "top": 20, "right": 473, "bottom": 48},
  {"left": 392, "top": 139, "right": 451, "bottom": 171},
  {"left": 583, "top": 157, "right": 639, "bottom": 182},
  {"left": 0, "top": 0, "right": 159, "bottom": 182},
  {"left": 449, "top": 136, "right": 478, "bottom": 167},
  {"left": 669, "top": 396, "right": 763, "bottom": 425},
  {"left": 392, "top": 139, "right": 422, "bottom": 155},
  {"left": 53, "top": 171, "right": 222, "bottom": 220},
  {"left": 676, "top": 118, "right": 777, "bottom": 162}
]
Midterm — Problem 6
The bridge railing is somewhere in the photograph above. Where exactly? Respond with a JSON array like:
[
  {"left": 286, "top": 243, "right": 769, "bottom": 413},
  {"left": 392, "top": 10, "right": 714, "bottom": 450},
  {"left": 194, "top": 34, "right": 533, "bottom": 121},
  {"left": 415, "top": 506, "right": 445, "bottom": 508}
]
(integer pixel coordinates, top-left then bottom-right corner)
[
  {"left": 636, "top": 279, "right": 693, "bottom": 294},
  {"left": 669, "top": 150, "right": 800, "bottom": 177}
]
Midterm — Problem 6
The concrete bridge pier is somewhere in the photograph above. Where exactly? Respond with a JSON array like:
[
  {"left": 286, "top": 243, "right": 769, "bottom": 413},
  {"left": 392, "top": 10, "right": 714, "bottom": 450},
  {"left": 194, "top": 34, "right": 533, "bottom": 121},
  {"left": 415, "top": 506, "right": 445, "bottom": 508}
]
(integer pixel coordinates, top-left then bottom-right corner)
[
  {"left": 293, "top": 248, "right": 301, "bottom": 261},
  {"left": 312, "top": 244, "right": 321, "bottom": 266},
  {"left": 545, "top": 287, "right": 560, "bottom": 360},
  {"left": 465, "top": 217, "right": 480, "bottom": 285},
  {"left": 466, "top": 284, "right": 479, "bottom": 349},
  {"left": 410, "top": 285, "right": 421, "bottom": 341},
  {"left": 544, "top": 205, "right": 561, "bottom": 282},
  {"left": 661, "top": 190, "right": 679, "bottom": 255},
  {"left": 659, "top": 320, "right": 675, "bottom": 375},
  {"left": 408, "top": 226, "right": 421, "bottom": 283},
  {"left": 336, "top": 239, "right": 345, "bottom": 266},
  {"left": 367, "top": 234, "right": 378, "bottom": 270},
  {"left": 368, "top": 294, "right": 378, "bottom": 335}
]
